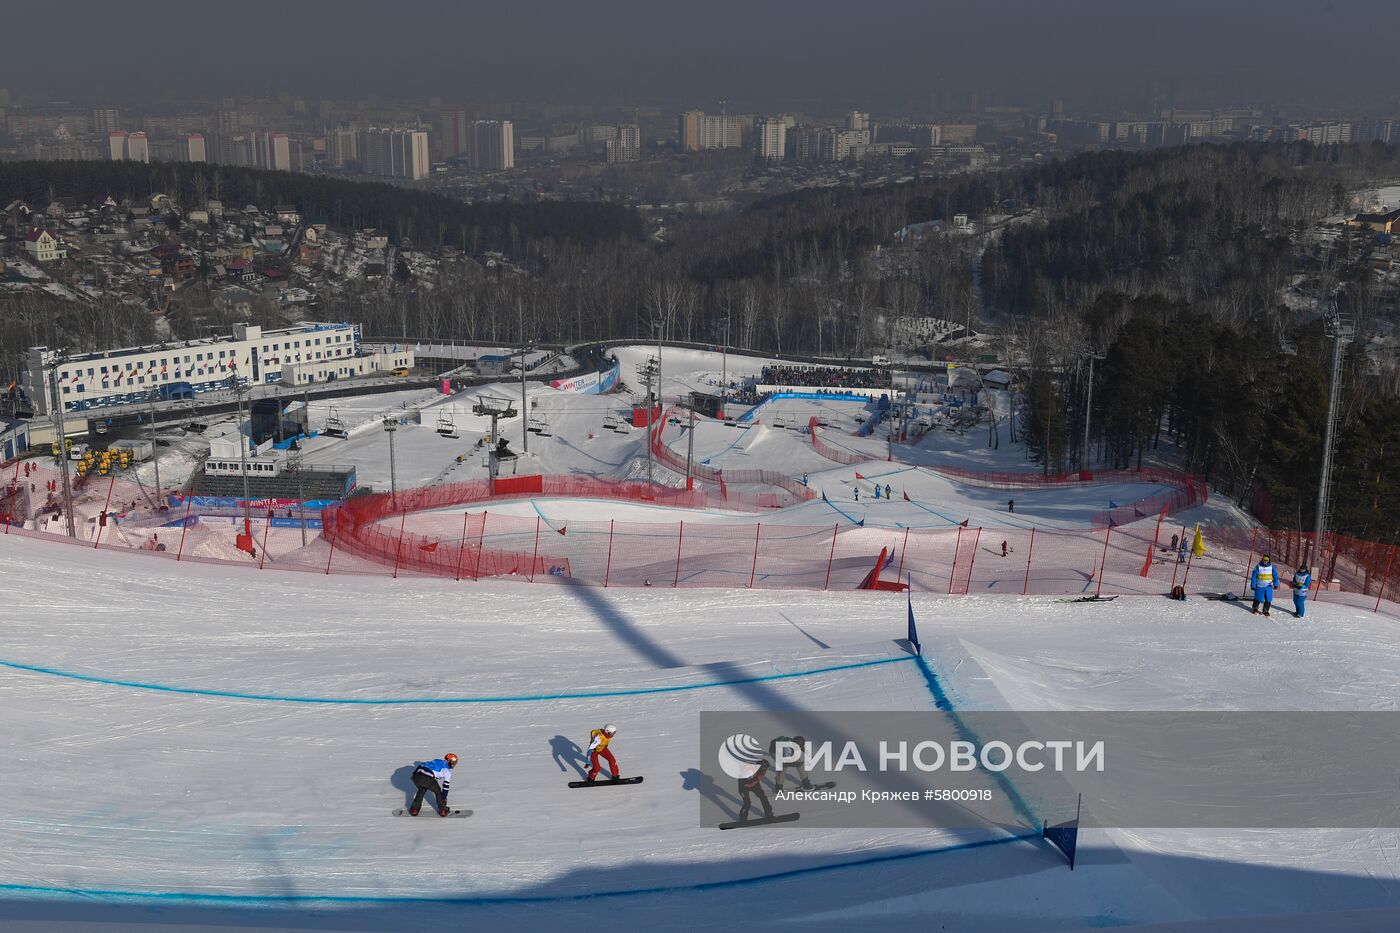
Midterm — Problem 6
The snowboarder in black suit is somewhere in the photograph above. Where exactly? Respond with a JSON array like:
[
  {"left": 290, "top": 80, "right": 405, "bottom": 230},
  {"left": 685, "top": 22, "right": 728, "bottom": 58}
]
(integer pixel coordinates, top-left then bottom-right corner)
[{"left": 739, "top": 760, "right": 774, "bottom": 821}]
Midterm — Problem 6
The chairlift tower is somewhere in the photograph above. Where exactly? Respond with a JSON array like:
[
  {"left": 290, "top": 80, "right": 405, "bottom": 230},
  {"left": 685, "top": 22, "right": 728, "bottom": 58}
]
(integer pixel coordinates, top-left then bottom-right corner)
[
  {"left": 635, "top": 355, "right": 660, "bottom": 489},
  {"left": 473, "top": 395, "right": 518, "bottom": 494},
  {"left": 1313, "top": 305, "right": 1353, "bottom": 576}
]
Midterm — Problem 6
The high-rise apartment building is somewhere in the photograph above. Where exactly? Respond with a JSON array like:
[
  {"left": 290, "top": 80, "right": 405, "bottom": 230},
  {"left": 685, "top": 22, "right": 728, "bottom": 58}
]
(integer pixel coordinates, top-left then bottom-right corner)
[
  {"left": 679, "top": 111, "right": 743, "bottom": 150},
  {"left": 92, "top": 108, "right": 120, "bottom": 135},
  {"left": 678, "top": 110, "right": 702, "bottom": 151},
  {"left": 468, "top": 120, "right": 515, "bottom": 170},
  {"left": 847, "top": 111, "right": 869, "bottom": 132},
  {"left": 358, "top": 128, "right": 431, "bottom": 179},
  {"left": 177, "top": 133, "right": 207, "bottom": 163},
  {"left": 606, "top": 124, "right": 641, "bottom": 163},
  {"left": 435, "top": 109, "right": 470, "bottom": 159},
  {"left": 109, "top": 131, "right": 150, "bottom": 162},
  {"left": 250, "top": 131, "right": 291, "bottom": 171},
  {"left": 326, "top": 127, "right": 359, "bottom": 167},
  {"left": 755, "top": 117, "right": 787, "bottom": 160}
]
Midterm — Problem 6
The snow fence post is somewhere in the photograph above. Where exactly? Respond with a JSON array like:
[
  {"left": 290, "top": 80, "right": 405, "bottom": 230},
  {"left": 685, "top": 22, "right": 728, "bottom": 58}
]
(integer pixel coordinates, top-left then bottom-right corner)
[
  {"left": 258, "top": 511, "right": 271, "bottom": 570},
  {"left": 1376, "top": 544, "right": 1396, "bottom": 614},
  {"left": 1168, "top": 523, "right": 1188, "bottom": 592},
  {"left": 603, "top": 519, "right": 615, "bottom": 587},
  {"left": 948, "top": 525, "right": 964, "bottom": 595},
  {"left": 748, "top": 523, "right": 761, "bottom": 588},
  {"left": 673, "top": 521, "right": 684, "bottom": 587},
  {"left": 969, "top": 528, "right": 984, "bottom": 591},
  {"left": 1095, "top": 525, "right": 1113, "bottom": 598},
  {"left": 472, "top": 511, "right": 488, "bottom": 580},
  {"left": 895, "top": 526, "right": 910, "bottom": 582},
  {"left": 1023, "top": 528, "right": 1036, "bottom": 595},
  {"left": 93, "top": 474, "right": 117, "bottom": 548},
  {"left": 455, "top": 511, "right": 469, "bottom": 582},
  {"left": 323, "top": 508, "right": 337, "bottom": 574},
  {"left": 529, "top": 516, "right": 541, "bottom": 582},
  {"left": 391, "top": 509, "right": 407, "bottom": 579},
  {"left": 175, "top": 498, "right": 193, "bottom": 561},
  {"left": 1243, "top": 527, "right": 1259, "bottom": 590},
  {"left": 824, "top": 523, "right": 838, "bottom": 590}
]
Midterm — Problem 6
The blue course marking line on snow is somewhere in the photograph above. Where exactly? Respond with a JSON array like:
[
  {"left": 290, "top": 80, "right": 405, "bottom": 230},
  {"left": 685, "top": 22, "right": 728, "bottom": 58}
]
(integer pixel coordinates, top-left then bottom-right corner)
[
  {"left": 912, "top": 653, "right": 1042, "bottom": 829},
  {"left": 818, "top": 494, "right": 864, "bottom": 526},
  {"left": 698, "top": 427, "right": 750, "bottom": 465},
  {"left": 529, "top": 499, "right": 562, "bottom": 532},
  {"left": 0, "top": 655, "right": 913, "bottom": 706},
  {"left": 0, "top": 832, "right": 1039, "bottom": 907},
  {"left": 903, "top": 498, "right": 961, "bottom": 526}
]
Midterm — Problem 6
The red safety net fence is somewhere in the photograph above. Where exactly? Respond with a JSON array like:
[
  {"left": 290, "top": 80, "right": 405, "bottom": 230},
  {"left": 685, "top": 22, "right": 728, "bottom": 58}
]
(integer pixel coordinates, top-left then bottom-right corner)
[
  {"left": 806, "top": 417, "right": 1206, "bottom": 527},
  {"left": 651, "top": 410, "right": 818, "bottom": 503},
  {"left": 4, "top": 455, "right": 1397, "bottom": 615}
]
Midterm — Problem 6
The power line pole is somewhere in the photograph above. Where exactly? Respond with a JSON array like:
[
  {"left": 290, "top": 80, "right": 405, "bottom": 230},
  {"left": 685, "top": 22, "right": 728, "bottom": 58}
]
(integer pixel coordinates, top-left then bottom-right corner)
[
  {"left": 1081, "top": 351, "right": 1103, "bottom": 471},
  {"left": 233, "top": 377, "right": 251, "bottom": 529},
  {"left": 686, "top": 406, "right": 695, "bottom": 490},
  {"left": 1313, "top": 306, "right": 1352, "bottom": 575},
  {"left": 383, "top": 418, "right": 398, "bottom": 508},
  {"left": 47, "top": 365, "right": 76, "bottom": 538},
  {"left": 518, "top": 299, "right": 529, "bottom": 455},
  {"left": 148, "top": 392, "right": 161, "bottom": 504}
]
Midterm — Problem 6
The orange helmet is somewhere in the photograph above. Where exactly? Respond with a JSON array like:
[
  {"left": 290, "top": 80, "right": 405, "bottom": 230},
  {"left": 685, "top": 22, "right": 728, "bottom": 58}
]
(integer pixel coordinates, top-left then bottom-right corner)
[{"left": 444, "top": 753, "right": 458, "bottom": 767}]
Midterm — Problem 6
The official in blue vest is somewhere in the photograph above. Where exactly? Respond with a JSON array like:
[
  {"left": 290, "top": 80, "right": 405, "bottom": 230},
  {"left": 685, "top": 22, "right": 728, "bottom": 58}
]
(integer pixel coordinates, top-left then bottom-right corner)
[
  {"left": 1249, "top": 556, "right": 1280, "bottom": 616},
  {"left": 1289, "top": 564, "right": 1312, "bottom": 618}
]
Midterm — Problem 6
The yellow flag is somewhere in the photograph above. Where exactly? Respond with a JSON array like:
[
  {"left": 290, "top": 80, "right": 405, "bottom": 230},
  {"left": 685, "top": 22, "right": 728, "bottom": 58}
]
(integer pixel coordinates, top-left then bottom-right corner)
[{"left": 1191, "top": 524, "right": 1207, "bottom": 558}]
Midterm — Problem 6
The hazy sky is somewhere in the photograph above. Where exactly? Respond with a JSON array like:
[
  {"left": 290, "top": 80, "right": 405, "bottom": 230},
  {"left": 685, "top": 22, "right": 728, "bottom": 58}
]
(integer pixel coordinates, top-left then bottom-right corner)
[{"left": 4, "top": 1, "right": 1397, "bottom": 112}]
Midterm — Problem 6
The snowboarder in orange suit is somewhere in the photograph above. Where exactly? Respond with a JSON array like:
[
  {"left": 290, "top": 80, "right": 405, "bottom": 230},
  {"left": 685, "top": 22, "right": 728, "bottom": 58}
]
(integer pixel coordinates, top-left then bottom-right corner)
[{"left": 586, "top": 723, "right": 620, "bottom": 781}]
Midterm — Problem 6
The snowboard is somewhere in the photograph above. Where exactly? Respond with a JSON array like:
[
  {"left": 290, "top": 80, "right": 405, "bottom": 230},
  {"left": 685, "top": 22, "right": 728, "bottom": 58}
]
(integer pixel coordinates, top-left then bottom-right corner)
[
  {"left": 568, "top": 776, "right": 644, "bottom": 788},
  {"left": 719, "top": 813, "right": 801, "bottom": 830},
  {"left": 1056, "top": 595, "right": 1119, "bottom": 603},
  {"left": 392, "top": 808, "right": 472, "bottom": 818},
  {"left": 777, "top": 781, "right": 836, "bottom": 791}
]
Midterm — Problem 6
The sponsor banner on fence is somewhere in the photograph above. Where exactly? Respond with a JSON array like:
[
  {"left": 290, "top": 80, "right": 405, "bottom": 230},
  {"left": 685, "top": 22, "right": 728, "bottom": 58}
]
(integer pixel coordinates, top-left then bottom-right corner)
[
  {"left": 181, "top": 515, "right": 324, "bottom": 529},
  {"left": 699, "top": 711, "right": 1400, "bottom": 829},
  {"left": 174, "top": 495, "right": 340, "bottom": 511},
  {"left": 551, "top": 361, "right": 620, "bottom": 395}
]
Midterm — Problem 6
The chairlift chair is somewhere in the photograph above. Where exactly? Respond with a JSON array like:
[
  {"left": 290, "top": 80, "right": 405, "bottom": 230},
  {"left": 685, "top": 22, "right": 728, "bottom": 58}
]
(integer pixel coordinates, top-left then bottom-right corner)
[
  {"left": 436, "top": 411, "right": 459, "bottom": 439},
  {"left": 322, "top": 408, "right": 348, "bottom": 439}
]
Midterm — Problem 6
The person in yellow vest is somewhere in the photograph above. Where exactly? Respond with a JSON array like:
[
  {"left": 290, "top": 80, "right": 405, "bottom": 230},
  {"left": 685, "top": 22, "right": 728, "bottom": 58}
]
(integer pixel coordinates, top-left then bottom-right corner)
[
  {"left": 585, "top": 723, "right": 620, "bottom": 782},
  {"left": 1249, "top": 555, "right": 1280, "bottom": 616}
]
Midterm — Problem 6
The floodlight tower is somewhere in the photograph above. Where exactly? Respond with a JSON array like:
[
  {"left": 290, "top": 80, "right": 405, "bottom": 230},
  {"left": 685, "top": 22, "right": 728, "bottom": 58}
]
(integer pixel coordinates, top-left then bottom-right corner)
[{"left": 1312, "top": 305, "right": 1353, "bottom": 576}]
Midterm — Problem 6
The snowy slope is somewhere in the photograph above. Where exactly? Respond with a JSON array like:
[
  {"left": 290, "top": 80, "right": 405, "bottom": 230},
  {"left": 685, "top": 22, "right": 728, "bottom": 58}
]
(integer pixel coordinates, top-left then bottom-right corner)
[{"left": 2, "top": 534, "right": 1399, "bottom": 931}]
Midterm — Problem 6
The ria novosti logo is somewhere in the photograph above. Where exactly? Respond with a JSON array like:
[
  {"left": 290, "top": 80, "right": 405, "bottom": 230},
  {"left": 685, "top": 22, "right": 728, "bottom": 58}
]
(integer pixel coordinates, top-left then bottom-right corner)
[{"left": 716, "top": 733, "right": 767, "bottom": 779}]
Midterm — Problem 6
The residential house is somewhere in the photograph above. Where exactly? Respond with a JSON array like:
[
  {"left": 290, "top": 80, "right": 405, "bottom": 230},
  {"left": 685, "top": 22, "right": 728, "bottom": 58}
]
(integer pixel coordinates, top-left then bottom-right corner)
[
  {"left": 23, "top": 228, "right": 67, "bottom": 262},
  {"left": 1349, "top": 208, "right": 1400, "bottom": 235}
]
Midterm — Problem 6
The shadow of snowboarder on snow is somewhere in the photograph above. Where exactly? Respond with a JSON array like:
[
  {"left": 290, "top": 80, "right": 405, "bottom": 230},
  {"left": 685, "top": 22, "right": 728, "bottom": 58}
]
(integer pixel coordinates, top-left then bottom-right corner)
[
  {"left": 390, "top": 764, "right": 418, "bottom": 807},
  {"left": 550, "top": 735, "right": 588, "bottom": 777},
  {"left": 680, "top": 767, "right": 740, "bottom": 820}
]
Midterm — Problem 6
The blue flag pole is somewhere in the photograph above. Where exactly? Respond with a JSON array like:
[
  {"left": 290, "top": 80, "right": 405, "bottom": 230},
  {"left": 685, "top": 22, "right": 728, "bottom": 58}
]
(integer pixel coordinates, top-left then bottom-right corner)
[{"left": 906, "top": 577, "right": 922, "bottom": 656}]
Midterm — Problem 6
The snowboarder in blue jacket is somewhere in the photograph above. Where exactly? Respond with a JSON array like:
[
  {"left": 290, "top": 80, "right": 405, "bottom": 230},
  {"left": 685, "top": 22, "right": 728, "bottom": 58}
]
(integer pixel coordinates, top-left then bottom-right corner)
[
  {"left": 1249, "top": 556, "right": 1280, "bottom": 616},
  {"left": 1289, "top": 565, "right": 1312, "bottom": 618},
  {"left": 409, "top": 754, "right": 457, "bottom": 816}
]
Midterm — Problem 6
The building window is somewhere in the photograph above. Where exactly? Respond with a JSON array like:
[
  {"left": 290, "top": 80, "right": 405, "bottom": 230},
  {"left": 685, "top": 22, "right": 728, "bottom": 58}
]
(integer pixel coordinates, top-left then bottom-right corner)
[{"left": 62, "top": 386, "right": 70, "bottom": 395}]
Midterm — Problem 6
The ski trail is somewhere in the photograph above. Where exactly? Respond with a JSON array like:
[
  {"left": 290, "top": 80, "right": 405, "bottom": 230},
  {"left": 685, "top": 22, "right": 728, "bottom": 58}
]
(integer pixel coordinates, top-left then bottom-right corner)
[
  {"left": 818, "top": 493, "right": 865, "bottom": 526},
  {"left": 698, "top": 428, "right": 748, "bottom": 465}
]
